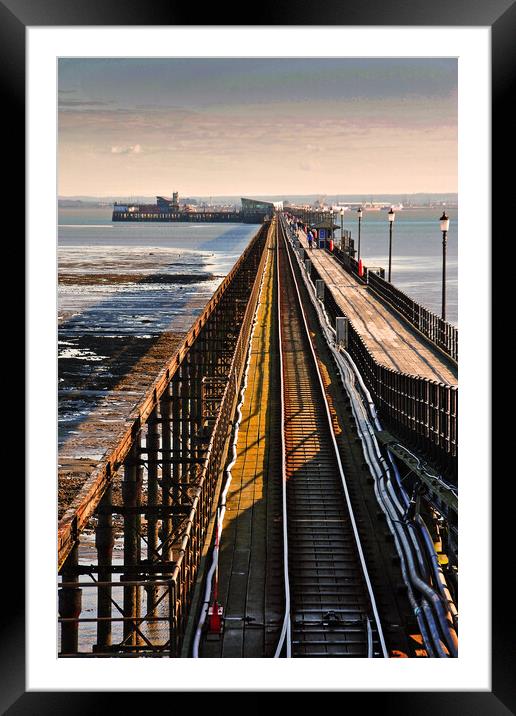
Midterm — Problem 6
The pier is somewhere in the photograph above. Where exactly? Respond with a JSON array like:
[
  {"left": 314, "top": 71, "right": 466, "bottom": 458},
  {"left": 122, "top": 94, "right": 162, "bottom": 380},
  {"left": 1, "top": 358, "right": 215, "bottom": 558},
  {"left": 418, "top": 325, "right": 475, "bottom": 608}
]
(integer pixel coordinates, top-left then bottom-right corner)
[
  {"left": 58, "top": 213, "right": 458, "bottom": 659},
  {"left": 297, "top": 233, "right": 457, "bottom": 383},
  {"left": 112, "top": 210, "right": 267, "bottom": 224},
  {"left": 111, "top": 196, "right": 278, "bottom": 224}
]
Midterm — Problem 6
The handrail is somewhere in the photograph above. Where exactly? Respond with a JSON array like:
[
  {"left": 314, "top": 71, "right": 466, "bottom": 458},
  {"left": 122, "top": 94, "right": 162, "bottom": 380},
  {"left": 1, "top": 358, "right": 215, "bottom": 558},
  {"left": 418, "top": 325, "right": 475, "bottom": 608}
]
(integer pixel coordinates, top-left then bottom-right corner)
[
  {"left": 169, "top": 220, "right": 272, "bottom": 654},
  {"left": 58, "top": 223, "right": 270, "bottom": 571},
  {"left": 367, "top": 271, "right": 458, "bottom": 363},
  {"left": 331, "top": 245, "right": 365, "bottom": 282},
  {"left": 330, "top": 245, "right": 458, "bottom": 363},
  {"left": 307, "top": 257, "right": 458, "bottom": 480},
  {"left": 276, "top": 217, "right": 388, "bottom": 658}
]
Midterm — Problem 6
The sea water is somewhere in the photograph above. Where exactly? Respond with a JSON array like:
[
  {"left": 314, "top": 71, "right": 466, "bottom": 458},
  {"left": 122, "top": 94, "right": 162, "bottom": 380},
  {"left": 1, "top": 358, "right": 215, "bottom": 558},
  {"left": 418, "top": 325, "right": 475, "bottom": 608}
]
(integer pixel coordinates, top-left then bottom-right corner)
[
  {"left": 58, "top": 207, "right": 261, "bottom": 435},
  {"left": 58, "top": 205, "right": 457, "bottom": 434},
  {"left": 338, "top": 206, "right": 458, "bottom": 325}
]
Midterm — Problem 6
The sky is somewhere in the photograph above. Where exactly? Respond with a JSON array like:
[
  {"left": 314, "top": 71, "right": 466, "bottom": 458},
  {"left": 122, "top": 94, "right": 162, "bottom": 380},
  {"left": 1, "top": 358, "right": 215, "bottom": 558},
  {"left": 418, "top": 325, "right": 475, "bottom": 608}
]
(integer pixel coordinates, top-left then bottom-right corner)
[{"left": 58, "top": 58, "right": 457, "bottom": 198}]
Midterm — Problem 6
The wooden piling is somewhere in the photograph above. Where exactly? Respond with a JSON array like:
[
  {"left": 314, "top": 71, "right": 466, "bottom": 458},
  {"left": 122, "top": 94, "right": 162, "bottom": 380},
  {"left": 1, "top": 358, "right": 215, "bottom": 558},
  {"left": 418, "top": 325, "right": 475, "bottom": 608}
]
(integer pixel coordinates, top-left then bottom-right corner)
[
  {"left": 94, "top": 485, "right": 114, "bottom": 650},
  {"left": 146, "top": 407, "right": 160, "bottom": 615},
  {"left": 122, "top": 437, "right": 143, "bottom": 647},
  {"left": 59, "top": 542, "right": 81, "bottom": 655},
  {"left": 160, "top": 383, "right": 173, "bottom": 561}
]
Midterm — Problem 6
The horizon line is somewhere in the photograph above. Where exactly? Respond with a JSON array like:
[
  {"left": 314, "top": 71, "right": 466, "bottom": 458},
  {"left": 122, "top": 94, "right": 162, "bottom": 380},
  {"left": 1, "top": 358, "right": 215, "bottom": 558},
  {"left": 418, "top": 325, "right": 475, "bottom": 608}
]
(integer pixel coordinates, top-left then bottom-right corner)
[{"left": 59, "top": 191, "right": 459, "bottom": 200}]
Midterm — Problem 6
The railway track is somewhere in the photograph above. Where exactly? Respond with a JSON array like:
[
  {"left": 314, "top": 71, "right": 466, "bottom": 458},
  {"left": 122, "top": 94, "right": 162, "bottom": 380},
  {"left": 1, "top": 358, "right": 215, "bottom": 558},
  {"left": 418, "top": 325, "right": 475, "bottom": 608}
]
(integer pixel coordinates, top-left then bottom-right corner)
[{"left": 275, "top": 221, "right": 388, "bottom": 658}]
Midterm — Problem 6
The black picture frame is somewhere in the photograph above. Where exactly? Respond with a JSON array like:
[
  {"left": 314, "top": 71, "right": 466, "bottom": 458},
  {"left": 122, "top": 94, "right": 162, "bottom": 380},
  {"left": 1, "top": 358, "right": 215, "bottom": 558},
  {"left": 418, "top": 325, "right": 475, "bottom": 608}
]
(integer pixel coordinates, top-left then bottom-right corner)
[{"left": 9, "top": 0, "right": 510, "bottom": 711}]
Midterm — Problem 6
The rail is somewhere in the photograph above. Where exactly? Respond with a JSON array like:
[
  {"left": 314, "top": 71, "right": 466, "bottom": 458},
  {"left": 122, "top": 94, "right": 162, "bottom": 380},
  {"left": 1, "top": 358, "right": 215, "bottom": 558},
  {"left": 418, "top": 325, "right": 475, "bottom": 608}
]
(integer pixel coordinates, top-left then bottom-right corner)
[
  {"left": 366, "top": 271, "right": 458, "bottom": 362},
  {"left": 304, "top": 255, "right": 457, "bottom": 480},
  {"left": 171, "top": 231, "right": 267, "bottom": 654},
  {"left": 191, "top": 221, "right": 272, "bottom": 657},
  {"left": 330, "top": 244, "right": 457, "bottom": 362},
  {"left": 282, "top": 215, "right": 458, "bottom": 658},
  {"left": 58, "top": 224, "right": 269, "bottom": 570},
  {"left": 275, "top": 219, "right": 387, "bottom": 658},
  {"left": 112, "top": 210, "right": 267, "bottom": 224},
  {"left": 331, "top": 244, "right": 365, "bottom": 281},
  {"left": 168, "top": 222, "right": 271, "bottom": 654},
  {"left": 58, "top": 221, "right": 271, "bottom": 656}
]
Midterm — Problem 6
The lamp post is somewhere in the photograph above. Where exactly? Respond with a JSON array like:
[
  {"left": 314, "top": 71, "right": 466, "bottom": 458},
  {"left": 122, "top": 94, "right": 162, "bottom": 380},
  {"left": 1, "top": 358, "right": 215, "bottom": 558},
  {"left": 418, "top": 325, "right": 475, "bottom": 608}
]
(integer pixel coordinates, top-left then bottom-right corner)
[
  {"left": 387, "top": 207, "right": 395, "bottom": 282},
  {"left": 357, "top": 207, "right": 363, "bottom": 262},
  {"left": 330, "top": 208, "right": 334, "bottom": 247},
  {"left": 339, "top": 208, "right": 344, "bottom": 250},
  {"left": 440, "top": 211, "right": 450, "bottom": 321}
]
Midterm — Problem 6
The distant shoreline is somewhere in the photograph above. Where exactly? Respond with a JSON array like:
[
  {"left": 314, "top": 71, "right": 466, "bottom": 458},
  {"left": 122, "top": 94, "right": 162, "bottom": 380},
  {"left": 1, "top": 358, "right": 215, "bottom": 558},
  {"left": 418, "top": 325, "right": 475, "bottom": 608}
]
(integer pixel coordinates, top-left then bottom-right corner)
[{"left": 59, "top": 199, "right": 459, "bottom": 211}]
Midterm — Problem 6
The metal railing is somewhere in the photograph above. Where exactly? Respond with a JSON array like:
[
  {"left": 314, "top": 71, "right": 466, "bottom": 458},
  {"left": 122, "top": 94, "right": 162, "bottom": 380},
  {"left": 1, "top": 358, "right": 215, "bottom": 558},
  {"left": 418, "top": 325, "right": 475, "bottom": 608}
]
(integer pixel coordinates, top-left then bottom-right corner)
[
  {"left": 308, "top": 259, "right": 457, "bottom": 479},
  {"left": 332, "top": 245, "right": 364, "bottom": 281},
  {"left": 329, "top": 245, "right": 457, "bottom": 362},
  {"left": 58, "top": 221, "right": 272, "bottom": 657},
  {"left": 367, "top": 271, "right": 458, "bottom": 362},
  {"left": 168, "top": 227, "right": 271, "bottom": 653}
]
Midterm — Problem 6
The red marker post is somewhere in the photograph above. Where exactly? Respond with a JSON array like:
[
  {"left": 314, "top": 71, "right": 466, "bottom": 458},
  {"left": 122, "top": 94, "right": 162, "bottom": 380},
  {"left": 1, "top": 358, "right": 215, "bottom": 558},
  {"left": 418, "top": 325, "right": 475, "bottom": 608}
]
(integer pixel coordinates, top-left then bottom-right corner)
[
  {"left": 208, "top": 511, "right": 224, "bottom": 635},
  {"left": 358, "top": 258, "right": 364, "bottom": 277}
]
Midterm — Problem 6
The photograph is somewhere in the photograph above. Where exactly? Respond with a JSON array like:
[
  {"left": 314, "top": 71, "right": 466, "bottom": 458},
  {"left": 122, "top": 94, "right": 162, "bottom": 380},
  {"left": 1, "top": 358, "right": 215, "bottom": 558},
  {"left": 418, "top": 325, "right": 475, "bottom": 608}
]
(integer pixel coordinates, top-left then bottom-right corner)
[
  {"left": 12, "top": 10, "right": 508, "bottom": 708},
  {"left": 57, "top": 56, "right": 459, "bottom": 660}
]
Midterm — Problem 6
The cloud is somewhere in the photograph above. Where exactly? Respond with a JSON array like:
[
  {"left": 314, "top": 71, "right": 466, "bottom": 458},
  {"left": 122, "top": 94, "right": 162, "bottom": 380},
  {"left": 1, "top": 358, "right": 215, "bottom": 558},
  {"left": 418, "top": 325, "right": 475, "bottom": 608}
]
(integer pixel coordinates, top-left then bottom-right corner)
[
  {"left": 110, "top": 144, "right": 142, "bottom": 155},
  {"left": 60, "top": 100, "right": 114, "bottom": 107}
]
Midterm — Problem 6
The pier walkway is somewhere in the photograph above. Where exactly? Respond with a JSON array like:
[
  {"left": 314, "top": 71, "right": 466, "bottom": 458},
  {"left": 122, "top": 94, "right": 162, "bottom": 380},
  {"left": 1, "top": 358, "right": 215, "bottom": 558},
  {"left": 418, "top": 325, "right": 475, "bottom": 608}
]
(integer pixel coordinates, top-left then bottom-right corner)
[
  {"left": 298, "top": 232, "right": 457, "bottom": 386},
  {"left": 200, "top": 231, "right": 283, "bottom": 657}
]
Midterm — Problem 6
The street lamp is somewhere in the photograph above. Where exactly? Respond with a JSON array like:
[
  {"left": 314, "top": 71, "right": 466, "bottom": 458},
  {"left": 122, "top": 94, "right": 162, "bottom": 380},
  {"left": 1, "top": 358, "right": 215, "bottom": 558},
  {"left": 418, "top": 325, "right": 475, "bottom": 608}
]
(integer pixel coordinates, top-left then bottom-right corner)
[
  {"left": 357, "top": 207, "right": 363, "bottom": 262},
  {"left": 340, "top": 208, "right": 344, "bottom": 250},
  {"left": 330, "top": 208, "right": 334, "bottom": 246},
  {"left": 387, "top": 207, "right": 395, "bottom": 282},
  {"left": 440, "top": 211, "right": 450, "bottom": 321}
]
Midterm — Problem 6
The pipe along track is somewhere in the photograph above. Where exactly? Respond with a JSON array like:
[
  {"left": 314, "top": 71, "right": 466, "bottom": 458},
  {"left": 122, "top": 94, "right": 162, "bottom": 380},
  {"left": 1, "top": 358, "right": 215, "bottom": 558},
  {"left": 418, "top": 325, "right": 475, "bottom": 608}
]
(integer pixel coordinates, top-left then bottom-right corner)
[
  {"left": 275, "top": 221, "right": 388, "bottom": 658},
  {"left": 191, "top": 225, "right": 272, "bottom": 658},
  {"left": 280, "top": 215, "right": 458, "bottom": 658},
  {"left": 192, "top": 215, "right": 457, "bottom": 658}
]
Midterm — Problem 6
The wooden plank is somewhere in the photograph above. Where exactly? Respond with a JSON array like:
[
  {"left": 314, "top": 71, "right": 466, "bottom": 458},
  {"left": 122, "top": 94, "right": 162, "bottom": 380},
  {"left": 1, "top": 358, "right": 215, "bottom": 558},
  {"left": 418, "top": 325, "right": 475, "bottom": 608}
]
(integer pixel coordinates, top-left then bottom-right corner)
[
  {"left": 298, "top": 234, "right": 457, "bottom": 386},
  {"left": 201, "top": 233, "right": 279, "bottom": 658}
]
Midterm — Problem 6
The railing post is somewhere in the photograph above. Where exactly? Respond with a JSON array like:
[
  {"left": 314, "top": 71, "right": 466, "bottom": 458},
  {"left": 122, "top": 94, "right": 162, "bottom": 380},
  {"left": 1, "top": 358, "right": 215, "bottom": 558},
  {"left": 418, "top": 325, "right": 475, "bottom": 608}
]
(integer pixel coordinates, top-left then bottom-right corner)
[
  {"left": 169, "top": 579, "right": 176, "bottom": 657},
  {"left": 181, "top": 358, "right": 191, "bottom": 484},
  {"left": 146, "top": 405, "right": 160, "bottom": 616},
  {"left": 94, "top": 484, "right": 114, "bottom": 651},
  {"left": 172, "top": 375, "right": 181, "bottom": 530},
  {"left": 122, "top": 436, "right": 143, "bottom": 648},
  {"left": 59, "top": 541, "right": 82, "bottom": 655},
  {"left": 160, "top": 383, "right": 173, "bottom": 561},
  {"left": 336, "top": 317, "right": 349, "bottom": 349}
]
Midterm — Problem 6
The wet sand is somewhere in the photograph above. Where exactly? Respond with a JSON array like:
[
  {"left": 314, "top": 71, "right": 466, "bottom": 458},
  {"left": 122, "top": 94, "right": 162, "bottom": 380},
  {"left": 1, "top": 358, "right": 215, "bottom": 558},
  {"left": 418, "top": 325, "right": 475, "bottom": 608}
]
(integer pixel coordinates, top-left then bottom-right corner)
[
  {"left": 58, "top": 328, "right": 185, "bottom": 519},
  {"left": 58, "top": 249, "right": 214, "bottom": 518},
  {"left": 57, "top": 223, "right": 259, "bottom": 521},
  {"left": 59, "top": 272, "right": 221, "bottom": 285}
]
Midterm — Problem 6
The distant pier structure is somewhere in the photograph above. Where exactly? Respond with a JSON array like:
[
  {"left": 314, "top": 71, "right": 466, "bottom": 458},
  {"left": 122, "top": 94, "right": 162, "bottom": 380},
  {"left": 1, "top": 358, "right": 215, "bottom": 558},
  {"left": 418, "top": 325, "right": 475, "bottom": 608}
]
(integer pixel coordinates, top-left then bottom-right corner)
[{"left": 112, "top": 194, "right": 282, "bottom": 224}]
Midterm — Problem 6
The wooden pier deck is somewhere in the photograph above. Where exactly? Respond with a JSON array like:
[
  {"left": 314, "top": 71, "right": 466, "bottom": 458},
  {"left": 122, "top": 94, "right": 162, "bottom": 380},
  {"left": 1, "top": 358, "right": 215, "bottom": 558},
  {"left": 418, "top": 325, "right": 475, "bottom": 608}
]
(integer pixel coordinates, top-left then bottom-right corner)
[
  {"left": 298, "top": 233, "right": 457, "bottom": 386},
  {"left": 201, "top": 235, "right": 282, "bottom": 658}
]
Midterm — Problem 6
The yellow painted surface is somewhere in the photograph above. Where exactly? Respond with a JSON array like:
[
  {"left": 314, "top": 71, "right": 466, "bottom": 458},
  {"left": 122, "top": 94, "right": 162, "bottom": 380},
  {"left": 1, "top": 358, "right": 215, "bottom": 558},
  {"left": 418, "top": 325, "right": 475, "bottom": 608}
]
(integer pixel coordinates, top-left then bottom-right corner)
[
  {"left": 202, "top": 230, "right": 280, "bottom": 657},
  {"left": 226, "top": 242, "right": 275, "bottom": 523}
]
